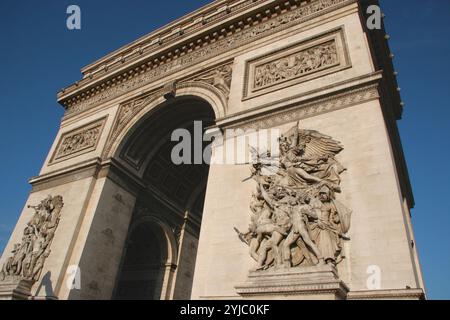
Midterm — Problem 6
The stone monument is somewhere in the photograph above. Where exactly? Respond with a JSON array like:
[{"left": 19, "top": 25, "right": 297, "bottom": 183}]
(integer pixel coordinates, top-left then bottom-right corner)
[{"left": 0, "top": 0, "right": 425, "bottom": 300}]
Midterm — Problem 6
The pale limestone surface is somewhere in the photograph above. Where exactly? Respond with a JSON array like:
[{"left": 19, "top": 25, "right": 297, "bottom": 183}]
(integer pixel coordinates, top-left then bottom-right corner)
[{"left": 191, "top": 100, "right": 420, "bottom": 298}]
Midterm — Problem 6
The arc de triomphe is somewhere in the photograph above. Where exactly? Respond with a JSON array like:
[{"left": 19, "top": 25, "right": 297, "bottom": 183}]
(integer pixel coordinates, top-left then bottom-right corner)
[{"left": 0, "top": 0, "right": 425, "bottom": 300}]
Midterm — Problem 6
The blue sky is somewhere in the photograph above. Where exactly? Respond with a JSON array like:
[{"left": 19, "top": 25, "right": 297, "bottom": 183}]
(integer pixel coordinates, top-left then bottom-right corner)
[{"left": 0, "top": 1, "right": 449, "bottom": 299}]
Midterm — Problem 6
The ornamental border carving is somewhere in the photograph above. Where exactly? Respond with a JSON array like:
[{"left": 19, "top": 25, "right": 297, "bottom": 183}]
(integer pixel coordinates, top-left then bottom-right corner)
[
  {"left": 62, "top": 0, "right": 353, "bottom": 117},
  {"left": 243, "top": 27, "right": 351, "bottom": 100},
  {"left": 227, "top": 84, "right": 379, "bottom": 131},
  {"left": 50, "top": 116, "right": 108, "bottom": 164},
  {"left": 235, "top": 283, "right": 346, "bottom": 294}
]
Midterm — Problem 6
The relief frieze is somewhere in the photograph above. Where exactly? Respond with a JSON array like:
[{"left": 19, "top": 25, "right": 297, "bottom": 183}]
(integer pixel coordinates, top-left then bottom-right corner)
[
  {"left": 51, "top": 117, "right": 107, "bottom": 163},
  {"left": 244, "top": 28, "right": 350, "bottom": 99}
]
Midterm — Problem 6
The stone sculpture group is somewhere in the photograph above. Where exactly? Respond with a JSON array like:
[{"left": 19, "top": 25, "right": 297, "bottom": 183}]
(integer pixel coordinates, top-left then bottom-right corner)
[
  {"left": 0, "top": 195, "right": 63, "bottom": 282},
  {"left": 236, "top": 123, "right": 351, "bottom": 271}
]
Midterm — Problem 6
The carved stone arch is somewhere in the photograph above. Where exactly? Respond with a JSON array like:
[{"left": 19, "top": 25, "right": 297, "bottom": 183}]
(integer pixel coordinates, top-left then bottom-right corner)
[
  {"left": 113, "top": 214, "right": 179, "bottom": 300},
  {"left": 103, "top": 94, "right": 165, "bottom": 161},
  {"left": 127, "top": 215, "right": 179, "bottom": 265},
  {"left": 136, "top": 118, "right": 209, "bottom": 178},
  {"left": 176, "top": 81, "right": 228, "bottom": 118},
  {"left": 108, "top": 90, "right": 217, "bottom": 299},
  {"left": 103, "top": 82, "right": 226, "bottom": 161}
]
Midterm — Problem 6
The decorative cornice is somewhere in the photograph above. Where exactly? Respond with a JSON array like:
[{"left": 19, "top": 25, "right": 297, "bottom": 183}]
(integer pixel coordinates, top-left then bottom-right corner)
[
  {"left": 59, "top": 0, "right": 355, "bottom": 117},
  {"left": 29, "top": 158, "right": 103, "bottom": 193},
  {"left": 225, "top": 83, "right": 380, "bottom": 130},
  {"left": 29, "top": 157, "right": 146, "bottom": 196},
  {"left": 78, "top": 0, "right": 267, "bottom": 81},
  {"left": 347, "top": 288, "right": 425, "bottom": 300}
]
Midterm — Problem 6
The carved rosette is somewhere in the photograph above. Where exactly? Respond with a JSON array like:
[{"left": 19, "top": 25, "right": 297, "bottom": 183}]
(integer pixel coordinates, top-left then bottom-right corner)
[
  {"left": 0, "top": 195, "right": 64, "bottom": 283},
  {"left": 236, "top": 123, "right": 352, "bottom": 272}
]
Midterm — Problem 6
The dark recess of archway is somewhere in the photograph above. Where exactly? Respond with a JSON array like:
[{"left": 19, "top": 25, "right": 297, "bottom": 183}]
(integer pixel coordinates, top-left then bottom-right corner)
[{"left": 113, "top": 96, "right": 215, "bottom": 300}]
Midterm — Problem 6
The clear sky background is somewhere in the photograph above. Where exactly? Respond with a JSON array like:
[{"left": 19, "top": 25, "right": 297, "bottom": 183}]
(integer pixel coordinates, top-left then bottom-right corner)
[{"left": 0, "top": 0, "right": 449, "bottom": 299}]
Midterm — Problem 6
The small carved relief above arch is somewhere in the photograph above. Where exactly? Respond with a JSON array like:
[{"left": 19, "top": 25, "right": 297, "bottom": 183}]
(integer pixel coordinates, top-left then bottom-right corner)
[
  {"left": 179, "top": 62, "right": 233, "bottom": 102},
  {"left": 50, "top": 116, "right": 108, "bottom": 164}
]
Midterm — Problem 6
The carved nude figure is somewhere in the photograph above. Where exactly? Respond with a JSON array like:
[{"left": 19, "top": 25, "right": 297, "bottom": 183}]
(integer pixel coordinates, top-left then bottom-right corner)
[
  {"left": 281, "top": 196, "right": 325, "bottom": 268},
  {"left": 251, "top": 184, "right": 293, "bottom": 270}
]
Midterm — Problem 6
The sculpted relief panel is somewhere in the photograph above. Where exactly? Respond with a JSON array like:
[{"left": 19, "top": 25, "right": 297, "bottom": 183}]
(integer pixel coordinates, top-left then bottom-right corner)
[
  {"left": 51, "top": 117, "right": 107, "bottom": 163},
  {"left": 254, "top": 41, "right": 338, "bottom": 89},
  {"left": 0, "top": 196, "right": 64, "bottom": 282},
  {"left": 182, "top": 64, "right": 233, "bottom": 100},
  {"left": 244, "top": 28, "right": 350, "bottom": 99},
  {"left": 236, "top": 123, "right": 351, "bottom": 271}
]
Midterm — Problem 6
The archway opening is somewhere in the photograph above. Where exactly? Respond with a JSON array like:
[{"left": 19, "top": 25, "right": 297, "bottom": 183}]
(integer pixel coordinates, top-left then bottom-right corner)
[
  {"left": 112, "top": 96, "right": 216, "bottom": 300},
  {"left": 113, "top": 222, "right": 167, "bottom": 300}
]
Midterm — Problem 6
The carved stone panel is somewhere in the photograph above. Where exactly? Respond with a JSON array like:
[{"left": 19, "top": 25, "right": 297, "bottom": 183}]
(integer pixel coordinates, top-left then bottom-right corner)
[
  {"left": 0, "top": 195, "right": 64, "bottom": 283},
  {"left": 51, "top": 117, "right": 107, "bottom": 163},
  {"left": 243, "top": 28, "right": 351, "bottom": 99},
  {"left": 235, "top": 123, "right": 352, "bottom": 272},
  {"left": 182, "top": 63, "right": 233, "bottom": 100}
]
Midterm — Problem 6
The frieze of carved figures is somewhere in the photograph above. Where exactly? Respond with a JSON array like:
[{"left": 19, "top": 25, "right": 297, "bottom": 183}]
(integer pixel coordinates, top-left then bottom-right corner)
[
  {"left": 0, "top": 195, "right": 64, "bottom": 282},
  {"left": 254, "top": 41, "right": 338, "bottom": 90},
  {"left": 54, "top": 120, "right": 105, "bottom": 161},
  {"left": 235, "top": 123, "right": 351, "bottom": 271}
]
